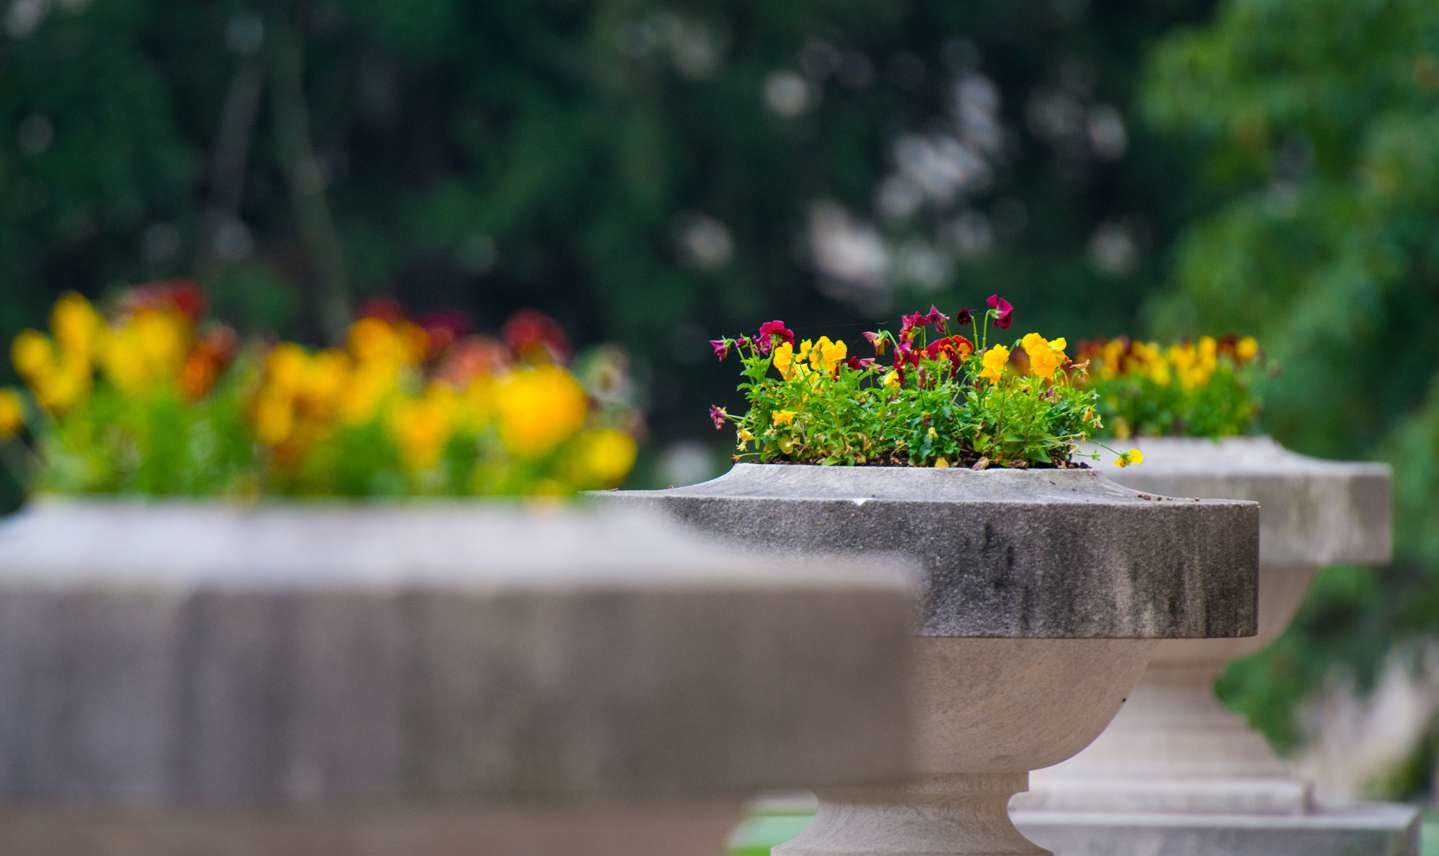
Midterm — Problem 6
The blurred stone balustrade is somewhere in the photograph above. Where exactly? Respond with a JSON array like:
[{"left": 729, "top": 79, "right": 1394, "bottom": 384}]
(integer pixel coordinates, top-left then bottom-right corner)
[{"left": 0, "top": 501, "right": 916, "bottom": 856}]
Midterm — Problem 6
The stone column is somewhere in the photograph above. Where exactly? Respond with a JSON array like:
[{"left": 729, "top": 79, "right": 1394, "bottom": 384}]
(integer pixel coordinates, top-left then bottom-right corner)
[
  {"left": 604, "top": 462, "right": 1260, "bottom": 855},
  {"left": 0, "top": 500, "right": 917, "bottom": 856},
  {"left": 1013, "top": 436, "right": 1421, "bottom": 856}
]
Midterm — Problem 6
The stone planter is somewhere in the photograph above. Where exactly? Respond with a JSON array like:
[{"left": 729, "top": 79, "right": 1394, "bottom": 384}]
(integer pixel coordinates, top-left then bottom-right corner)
[
  {"left": 604, "top": 463, "right": 1260, "bottom": 855},
  {"left": 1014, "top": 436, "right": 1420, "bottom": 856},
  {"left": 0, "top": 500, "right": 917, "bottom": 856}
]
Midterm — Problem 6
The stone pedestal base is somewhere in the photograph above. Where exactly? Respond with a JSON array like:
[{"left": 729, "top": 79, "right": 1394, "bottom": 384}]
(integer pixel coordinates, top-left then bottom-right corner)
[
  {"left": 777, "top": 774, "right": 1046, "bottom": 856},
  {"left": 1013, "top": 801, "right": 1420, "bottom": 856}
]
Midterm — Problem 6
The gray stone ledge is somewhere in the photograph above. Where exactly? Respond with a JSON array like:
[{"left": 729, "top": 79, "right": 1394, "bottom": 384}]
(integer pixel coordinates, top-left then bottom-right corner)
[
  {"left": 0, "top": 502, "right": 916, "bottom": 809},
  {"left": 1016, "top": 800, "right": 1420, "bottom": 856},
  {"left": 600, "top": 464, "right": 1259, "bottom": 640},
  {"left": 1080, "top": 436, "right": 1392, "bottom": 567}
]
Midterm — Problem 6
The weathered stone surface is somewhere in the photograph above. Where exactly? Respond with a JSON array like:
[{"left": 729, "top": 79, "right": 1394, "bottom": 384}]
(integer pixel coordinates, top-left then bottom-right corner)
[
  {"left": 1081, "top": 436, "right": 1391, "bottom": 566},
  {"left": 0, "top": 500, "right": 917, "bottom": 810},
  {"left": 775, "top": 637, "right": 1157, "bottom": 856},
  {"left": 1021, "top": 438, "right": 1395, "bottom": 821},
  {"left": 1017, "top": 801, "right": 1420, "bottom": 856},
  {"left": 604, "top": 463, "right": 1260, "bottom": 639}
]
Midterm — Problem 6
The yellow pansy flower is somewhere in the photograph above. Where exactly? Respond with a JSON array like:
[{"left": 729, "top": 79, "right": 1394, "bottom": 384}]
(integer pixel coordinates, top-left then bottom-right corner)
[
  {"left": 979, "top": 344, "right": 1010, "bottom": 384},
  {"left": 808, "top": 336, "right": 848, "bottom": 374},
  {"left": 1114, "top": 447, "right": 1144, "bottom": 468},
  {"left": 771, "top": 409, "right": 796, "bottom": 426},
  {"left": 1021, "top": 332, "right": 1068, "bottom": 379},
  {"left": 772, "top": 341, "right": 797, "bottom": 380}
]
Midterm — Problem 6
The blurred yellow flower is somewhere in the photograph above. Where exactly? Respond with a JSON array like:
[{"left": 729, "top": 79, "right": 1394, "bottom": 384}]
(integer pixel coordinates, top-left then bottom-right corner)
[
  {"left": 495, "top": 365, "right": 588, "bottom": 457},
  {"left": 389, "top": 385, "right": 458, "bottom": 471},
  {"left": 577, "top": 428, "right": 637, "bottom": 486},
  {"left": 266, "top": 344, "right": 309, "bottom": 395},
  {"left": 348, "top": 317, "right": 424, "bottom": 367},
  {"left": 301, "top": 349, "right": 350, "bottom": 406},
  {"left": 339, "top": 363, "right": 397, "bottom": 425},
  {"left": 254, "top": 391, "right": 295, "bottom": 446},
  {"left": 1237, "top": 336, "right": 1260, "bottom": 361},
  {"left": 980, "top": 344, "right": 1010, "bottom": 384},
  {"left": 51, "top": 292, "right": 103, "bottom": 364},
  {"left": 0, "top": 389, "right": 23, "bottom": 439},
  {"left": 99, "top": 310, "right": 189, "bottom": 393},
  {"left": 12, "top": 330, "right": 54, "bottom": 381},
  {"left": 772, "top": 409, "right": 796, "bottom": 426}
]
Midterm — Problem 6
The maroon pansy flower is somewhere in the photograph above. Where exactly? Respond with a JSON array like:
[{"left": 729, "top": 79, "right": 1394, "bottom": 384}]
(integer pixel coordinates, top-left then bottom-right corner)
[
  {"left": 756, "top": 320, "right": 795, "bottom": 355},
  {"left": 709, "top": 405, "right": 728, "bottom": 431},
  {"left": 709, "top": 338, "right": 731, "bottom": 361},
  {"left": 986, "top": 294, "right": 1013, "bottom": 330},
  {"left": 955, "top": 308, "right": 973, "bottom": 327}
]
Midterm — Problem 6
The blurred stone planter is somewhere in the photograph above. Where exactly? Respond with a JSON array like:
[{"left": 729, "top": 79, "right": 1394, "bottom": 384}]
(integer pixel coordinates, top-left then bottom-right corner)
[
  {"left": 1014, "top": 436, "right": 1420, "bottom": 856},
  {"left": 0, "top": 500, "right": 917, "bottom": 856},
  {"left": 605, "top": 463, "right": 1260, "bottom": 855}
]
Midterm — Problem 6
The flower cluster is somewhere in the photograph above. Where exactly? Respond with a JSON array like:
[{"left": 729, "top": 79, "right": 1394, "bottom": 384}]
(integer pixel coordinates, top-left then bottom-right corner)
[
  {"left": 708, "top": 296, "right": 1101, "bottom": 469},
  {"left": 1076, "top": 335, "right": 1263, "bottom": 439},
  {"left": 1, "top": 288, "right": 640, "bottom": 498}
]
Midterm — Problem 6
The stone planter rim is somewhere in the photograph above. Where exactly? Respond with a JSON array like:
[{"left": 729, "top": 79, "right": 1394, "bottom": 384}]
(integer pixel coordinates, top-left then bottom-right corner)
[
  {"left": 1078, "top": 434, "right": 1392, "bottom": 566},
  {"left": 603, "top": 462, "right": 1260, "bottom": 640}
]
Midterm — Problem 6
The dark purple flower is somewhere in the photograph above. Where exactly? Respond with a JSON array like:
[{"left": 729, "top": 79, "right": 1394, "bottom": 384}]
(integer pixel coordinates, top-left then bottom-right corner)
[
  {"left": 986, "top": 294, "right": 1013, "bottom": 330},
  {"left": 709, "top": 338, "right": 731, "bottom": 361},
  {"left": 708, "top": 405, "right": 728, "bottom": 431},
  {"left": 955, "top": 307, "right": 973, "bottom": 327},
  {"left": 845, "top": 356, "right": 877, "bottom": 371}
]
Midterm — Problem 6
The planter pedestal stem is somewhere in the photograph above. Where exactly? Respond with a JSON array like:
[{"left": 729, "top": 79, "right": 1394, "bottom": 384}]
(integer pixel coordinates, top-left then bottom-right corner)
[{"left": 1013, "top": 437, "right": 1420, "bottom": 856}]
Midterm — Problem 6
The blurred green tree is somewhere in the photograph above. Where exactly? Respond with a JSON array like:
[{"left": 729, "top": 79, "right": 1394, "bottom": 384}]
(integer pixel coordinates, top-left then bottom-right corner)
[
  {"left": 1142, "top": 0, "right": 1439, "bottom": 794},
  {"left": 0, "top": 0, "right": 1215, "bottom": 475}
]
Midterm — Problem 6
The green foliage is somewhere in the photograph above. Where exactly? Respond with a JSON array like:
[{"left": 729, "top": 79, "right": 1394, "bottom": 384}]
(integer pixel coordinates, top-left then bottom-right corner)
[
  {"left": 713, "top": 307, "right": 1096, "bottom": 468},
  {"left": 31, "top": 364, "right": 259, "bottom": 497},
  {"left": 1144, "top": 0, "right": 1439, "bottom": 790}
]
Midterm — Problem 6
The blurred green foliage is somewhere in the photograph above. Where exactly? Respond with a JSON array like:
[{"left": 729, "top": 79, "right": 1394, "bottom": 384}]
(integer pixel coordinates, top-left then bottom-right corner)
[
  {"left": 1142, "top": 0, "right": 1439, "bottom": 795},
  {"left": 0, "top": 0, "right": 1216, "bottom": 490}
]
